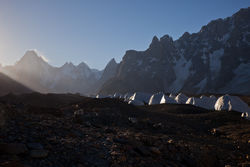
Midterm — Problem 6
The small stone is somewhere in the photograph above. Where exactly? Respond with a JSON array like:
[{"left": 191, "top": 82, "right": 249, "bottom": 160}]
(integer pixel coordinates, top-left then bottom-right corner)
[
  {"left": 113, "top": 138, "right": 128, "bottom": 144},
  {"left": 30, "top": 149, "right": 49, "bottom": 158},
  {"left": 27, "top": 143, "right": 43, "bottom": 150},
  {"left": 77, "top": 164, "right": 85, "bottom": 167},
  {"left": 0, "top": 106, "right": 6, "bottom": 128},
  {"left": 167, "top": 139, "right": 173, "bottom": 144},
  {"left": 84, "top": 121, "right": 92, "bottom": 127},
  {"left": 120, "top": 155, "right": 127, "bottom": 162},
  {"left": 104, "top": 128, "right": 115, "bottom": 134},
  {"left": 240, "top": 162, "right": 250, "bottom": 167},
  {"left": 153, "top": 122, "right": 163, "bottom": 128},
  {"left": 0, "top": 161, "right": 29, "bottom": 167},
  {"left": 111, "top": 151, "right": 119, "bottom": 156},
  {"left": 0, "top": 143, "right": 28, "bottom": 155},
  {"left": 128, "top": 117, "right": 137, "bottom": 124},
  {"left": 150, "top": 147, "right": 161, "bottom": 155},
  {"left": 134, "top": 146, "right": 150, "bottom": 156},
  {"left": 211, "top": 128, "right": 221, "bottom": 136}
]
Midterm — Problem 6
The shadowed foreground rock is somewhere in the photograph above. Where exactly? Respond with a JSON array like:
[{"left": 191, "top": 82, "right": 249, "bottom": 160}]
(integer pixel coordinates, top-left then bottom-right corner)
[{"left": 0, "top": 94, "right": 249, "bottom": 167}]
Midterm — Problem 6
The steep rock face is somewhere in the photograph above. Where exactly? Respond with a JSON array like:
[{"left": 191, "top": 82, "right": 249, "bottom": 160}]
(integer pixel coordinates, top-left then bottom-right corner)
[
  {"left": 101, "top": 35, "right": 178, "bottom": 94},
  {"left": 100, "top": 7, "right": 250, "bottom": 95},
  {"left": 94, "top": 58, "right": 118, "bottom": 92},
  {"left": 175, "top": 7, "right": 250, "bottom": 94}
]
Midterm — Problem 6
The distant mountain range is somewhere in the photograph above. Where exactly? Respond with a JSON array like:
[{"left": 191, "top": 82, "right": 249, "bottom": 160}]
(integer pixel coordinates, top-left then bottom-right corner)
[
  {"left": 1, "top": 7, "right": 250, "bottom": 96},
  {"left": 0, "top": 50, "right": 118, "bottom": 95}
]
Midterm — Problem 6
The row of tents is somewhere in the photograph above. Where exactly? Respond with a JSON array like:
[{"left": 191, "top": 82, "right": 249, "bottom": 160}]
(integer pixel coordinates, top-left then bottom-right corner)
[{"left": 95, "top": 92, "right": 250, "bottom": 117}]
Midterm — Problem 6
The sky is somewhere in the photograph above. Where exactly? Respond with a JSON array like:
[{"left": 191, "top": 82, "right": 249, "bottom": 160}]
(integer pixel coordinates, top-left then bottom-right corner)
[{"left": 0, "top": 0, "right": 249, "bottom": 70}]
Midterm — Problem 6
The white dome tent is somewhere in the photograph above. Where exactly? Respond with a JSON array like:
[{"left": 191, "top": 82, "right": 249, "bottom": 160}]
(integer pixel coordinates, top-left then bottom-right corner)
[
  {"left": 160, "top": 95, "right": 177, "bottom": 104},
  {"left": 123, "top": 93, "right": 133, "bottom": 102},
  {"left": 113, "top": 92, "right": 122, "bottom": 98},
  {"left": 128, "top": 100, "right": 144, "bottom": 106},
  {"left": 214, "top": 95, "right": 250, "bottom": 113},
  {"left": 199, "top": 95, "right": 217, "bottom": 110},
  {"left": 149, "top": 92, "right": 164, "bottom": 105},
  {"left": 96, "top": 94, "right": 112, "bottom": 98},
  {"left": 169, "top": 93, "right": 176, "bottom": 99},
  {"left": 186, "top": 96, "right": 215, "bottom": 110},
  {"left": 186, "top": 97, "right": 197, "bottom": 105},
  {"left": 128, "top": 92, "right": 152, "bottom": 106},
  {"left": 175, "top": 93, "right": 189, "bottom": 104}
]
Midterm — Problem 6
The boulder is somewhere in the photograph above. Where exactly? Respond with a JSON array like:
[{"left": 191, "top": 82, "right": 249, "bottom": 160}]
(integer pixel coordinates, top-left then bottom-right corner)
[
  {"left": 27, "top": 143, "right": 44, "bottom": 150},
  {"left": 0, "top": 143, "right": 28, "bottom": 155},
  {"left": 0, "top": 104, "right": 6, "bottom": 128},
  {"left": 30, "top": 149, "right": 49, "bottom": 158}
]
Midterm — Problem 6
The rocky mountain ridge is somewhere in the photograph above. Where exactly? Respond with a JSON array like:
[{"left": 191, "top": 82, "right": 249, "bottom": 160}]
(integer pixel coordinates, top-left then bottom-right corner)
[{"left": 99, "top": 7, "right": 250, "bottom": 95}]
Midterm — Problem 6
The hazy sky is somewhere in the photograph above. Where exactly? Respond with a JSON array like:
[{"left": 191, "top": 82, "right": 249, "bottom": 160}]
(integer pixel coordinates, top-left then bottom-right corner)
[{"left": 0, "top": 0, "right": 249, "bottom": 69}]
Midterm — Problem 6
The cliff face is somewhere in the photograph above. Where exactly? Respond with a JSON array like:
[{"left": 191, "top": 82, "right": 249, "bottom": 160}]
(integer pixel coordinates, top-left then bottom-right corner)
[{"left": 100, "top": 7, "right": 250, "bottom": 95}]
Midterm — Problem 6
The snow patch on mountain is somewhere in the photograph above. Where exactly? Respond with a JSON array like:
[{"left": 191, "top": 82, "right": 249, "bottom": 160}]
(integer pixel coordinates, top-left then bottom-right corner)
[
  {"left": 218, "top": 33, "right": 230, "bottom": 43},
  {"left": 195, "top": 78, "right": 207, "bottom": 94},
  {"left": 220, "top": 63, "right": 250, "bottom": 94},
  {"left": 201, "top": 48, "right": 207, "bottom": 64},
  {"left": 150, "top": 57, "right": 158, "bottom": 63},
  {"left": 137, "top": 60, "right": 143, "bottom": 66},
  {"left": 209, "top": 48, "right": 224, "bottom": 79},
  {"left": 168, "top": 56, "right": 192, "bottom": 92},
  {"left": 243, "top": 31, "right": 250, "bottom": 45}
]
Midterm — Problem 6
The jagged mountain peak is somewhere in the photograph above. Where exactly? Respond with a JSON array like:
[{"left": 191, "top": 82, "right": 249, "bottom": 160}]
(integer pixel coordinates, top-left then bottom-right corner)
[
  {"left": 18, "top": 50, "right": 48, "bottom": 65},
  {"left": 152, "top": 35, "right": 159, "bottom": 42},
  {"left": 107, "top": 58, "right": 117, "bottom": 66},
  {"left": 160, "top": 34, "right": 173, "bottom": 42},
  {"left": 233, "top": 6, "right": 250, "bottom": 18},
  {"left": 148, "top": 34, "right": 175, "bottom": 52},
  {"left": 24, "top": 50, "right": 37, "bottom": 57},
  {"left": 62, "top": 62, "right": 75, "bottom": 67},
  {"left": 77, "top": 62, "right": 90, "bottom": 69},
  {"left": 149, "top": 36, "right": 160, "bottom": 48},
  {"left": 179, "top": 32, "right": 190, "bottom": 40}
]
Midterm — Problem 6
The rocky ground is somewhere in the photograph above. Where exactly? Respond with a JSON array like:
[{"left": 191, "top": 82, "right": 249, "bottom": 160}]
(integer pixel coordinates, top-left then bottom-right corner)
[{"left": 0, "top": 93, "right": 249, "bottom": 167}]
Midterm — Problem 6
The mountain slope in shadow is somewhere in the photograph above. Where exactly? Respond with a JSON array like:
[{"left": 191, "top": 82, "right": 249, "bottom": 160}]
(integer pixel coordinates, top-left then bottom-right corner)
[{"left": 0, "top": 72, "right": 33, "bottom": 96}]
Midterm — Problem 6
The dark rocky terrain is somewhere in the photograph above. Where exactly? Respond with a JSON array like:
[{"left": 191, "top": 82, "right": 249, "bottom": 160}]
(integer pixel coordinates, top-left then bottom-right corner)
[{"left": 0, "top": 93, "right": 249, "bottom": 167}]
